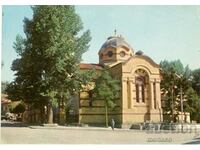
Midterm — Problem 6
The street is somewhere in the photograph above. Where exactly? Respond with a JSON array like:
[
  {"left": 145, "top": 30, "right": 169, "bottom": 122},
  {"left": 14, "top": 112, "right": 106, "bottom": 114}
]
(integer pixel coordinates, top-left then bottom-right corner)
[{"left": 1, "top": 121, "right": 200, "bottom": 144}]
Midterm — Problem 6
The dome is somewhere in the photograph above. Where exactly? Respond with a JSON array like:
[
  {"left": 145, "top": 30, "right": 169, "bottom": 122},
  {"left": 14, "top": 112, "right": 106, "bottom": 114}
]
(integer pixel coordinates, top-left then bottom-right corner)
[
  {"left": 98, "top": 35, "right": 134, "bottom": 66},
  {"left": 135, "top": 50, "right": 144, "bottom": 55},
  {"left": 99, "top": 35, "right": 134, "bottom": 53}
]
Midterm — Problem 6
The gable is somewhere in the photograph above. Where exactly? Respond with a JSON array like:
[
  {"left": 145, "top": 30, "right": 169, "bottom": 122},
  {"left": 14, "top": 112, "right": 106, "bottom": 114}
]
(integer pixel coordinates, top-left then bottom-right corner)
[{"left": 122, "top": 55, "right": 160, "bottom": 75}]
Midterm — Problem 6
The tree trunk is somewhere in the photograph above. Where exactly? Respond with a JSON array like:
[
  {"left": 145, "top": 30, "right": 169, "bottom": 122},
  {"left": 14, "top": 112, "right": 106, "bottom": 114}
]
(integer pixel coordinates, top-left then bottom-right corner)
[
  {"left": 105, "top": 104, "right": 108, "bottom": 127},
  {"left": 40, "top": 106, "right": 43, "bottom": 124},
  {"left": 47, "top": 104, "right": 53, "bottom": 124},
  {"left": 57, "top": 100, "right": 60, "bottom": 124}
]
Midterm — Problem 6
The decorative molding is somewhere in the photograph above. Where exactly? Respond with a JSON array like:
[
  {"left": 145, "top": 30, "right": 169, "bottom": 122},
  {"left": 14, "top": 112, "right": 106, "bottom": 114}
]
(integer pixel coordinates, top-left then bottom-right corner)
[
  {"left": 155, "top": 79, "right": 161, "bottom": 83},
  {"left": 128, "top": 77, "right": 135, "bottom": 82},
  {"left": 133, "top": 104, "right": 149, "bottom": 107},
  {"left": 149, "top": 78, "right": 155, "bottom": 83},
  {"left": 122, "top": 77, "right": 128, "bottom": 82}
]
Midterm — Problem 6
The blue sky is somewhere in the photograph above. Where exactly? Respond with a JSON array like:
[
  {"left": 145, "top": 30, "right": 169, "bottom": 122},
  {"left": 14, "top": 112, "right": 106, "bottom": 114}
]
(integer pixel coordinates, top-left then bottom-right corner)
[{"left": 2, "top": 5, "right": 200, "bottom": 82}]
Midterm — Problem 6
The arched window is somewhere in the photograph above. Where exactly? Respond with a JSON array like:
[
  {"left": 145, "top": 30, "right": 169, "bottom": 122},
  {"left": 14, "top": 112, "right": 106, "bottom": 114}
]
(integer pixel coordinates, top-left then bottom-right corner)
[
  {"left": 136, "top": 84, "right": 139, "bottom": 103},
  {"left": 135, "top": 69, "right": 149, "bottom": 104},
  {"left": 142, "top": 84, "right": 145, "bottom": 102},
  {"left": 135, "top": 76, "right": 145, "bottom": 103}
]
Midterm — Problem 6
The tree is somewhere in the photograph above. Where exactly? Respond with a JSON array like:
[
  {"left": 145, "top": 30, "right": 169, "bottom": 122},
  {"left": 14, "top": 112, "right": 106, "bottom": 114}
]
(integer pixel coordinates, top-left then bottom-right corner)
[
  {"left": 7, "top": 6, "right": 91, "bottom": 124},
  {"left": 160, "top": 60, "right": 191, "bottom": 122},
  {"left": 6, "top": 82, "right": 23, "bottom": 101},
  {"left": 185, "top": 68, "right": 200, "bottom": 123},
  {"left": 91, "top": 69, "right": 120, "bottom": 127},
  {"left": 191, "top": 68, "right": 200, "bottom": 96},
  {"left": 12, "top": 102, "right": 26, "bottom": 114},
  {"left": 185, "top": 87, "right": 200, "bottom": 123}
]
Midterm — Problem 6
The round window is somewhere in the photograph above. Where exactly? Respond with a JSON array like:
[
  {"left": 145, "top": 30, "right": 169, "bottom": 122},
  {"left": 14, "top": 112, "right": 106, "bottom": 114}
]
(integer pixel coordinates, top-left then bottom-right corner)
[
  {"left": 120, "top": 51, "right": 126, "bottom": 57},
  {"left": 107, "top": 51, "right": 113, "bottom": 57}
]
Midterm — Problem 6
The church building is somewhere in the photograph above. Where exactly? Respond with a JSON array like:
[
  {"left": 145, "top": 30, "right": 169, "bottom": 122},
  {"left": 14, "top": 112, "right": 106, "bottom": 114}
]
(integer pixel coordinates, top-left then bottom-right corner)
[{"left": 74, "top": 34, "right": 163, "bottom": 127}]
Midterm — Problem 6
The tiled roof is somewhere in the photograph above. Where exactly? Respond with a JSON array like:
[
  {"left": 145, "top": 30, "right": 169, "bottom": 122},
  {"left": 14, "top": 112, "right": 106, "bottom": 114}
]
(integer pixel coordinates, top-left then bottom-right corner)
[{"left": 79, "top": 63, "right": 103, "bottom": 70}]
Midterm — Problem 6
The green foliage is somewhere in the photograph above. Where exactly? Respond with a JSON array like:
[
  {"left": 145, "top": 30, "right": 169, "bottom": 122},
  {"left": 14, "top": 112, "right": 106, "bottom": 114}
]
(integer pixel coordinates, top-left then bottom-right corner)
[
  {"left": 79, "top": 68, "right": 97, "bottom": 86},
  {"left": 13, "top": 34, "right": 26, "bottom": 56},
  {"left": 160, "top": 60, "right": 192, "bottom": 122},
  {"left": 92, "top": 69, "right": 120, "bottom": 127},
  {"left": 160, "top": 59, "right": 191, "bottom": 76},
  {"left": 7, "top": 6, "right": 91, "bottom": 123},
  {"left": 192, "top": 68, "right": 200, "bottom": 96},
  {"left": 6, "top": 82, "right": 23, "bottom": 101},
  {"left": 185, "top": 87, "right": 200, "bottom": 123},
  {"left": 12, "top": 102, "right": 26, "bottom": 114},
  {"left": 160, "top": 60, "right": 200, "bottom": 123},
  {"left": 93, "top": 69, "right": 120, "bottom": 108}
]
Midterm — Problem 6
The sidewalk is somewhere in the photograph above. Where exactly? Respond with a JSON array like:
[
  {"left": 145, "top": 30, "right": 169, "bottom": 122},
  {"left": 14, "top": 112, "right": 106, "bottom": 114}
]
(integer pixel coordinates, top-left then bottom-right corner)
[
  {"left": 29, "top": 125, "right": 131, "bottom": 131},
  {"left": 2, "top": 121, "right": 199, "bottom": 144},
  {"left": 28, "top": 124, "right": 200, "bottom": 135}
]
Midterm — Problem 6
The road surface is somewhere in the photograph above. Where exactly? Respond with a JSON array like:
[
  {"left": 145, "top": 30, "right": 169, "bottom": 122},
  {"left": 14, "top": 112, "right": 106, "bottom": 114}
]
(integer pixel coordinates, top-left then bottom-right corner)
[{"left": 1, "top": 121, "right": 199, "bottom": 144}]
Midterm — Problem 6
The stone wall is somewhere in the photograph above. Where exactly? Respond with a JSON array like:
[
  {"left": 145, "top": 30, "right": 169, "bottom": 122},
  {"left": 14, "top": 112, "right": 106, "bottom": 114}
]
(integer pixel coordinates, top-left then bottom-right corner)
[{"left": 79, "top": 91, "right": 122, "bottom": 125}]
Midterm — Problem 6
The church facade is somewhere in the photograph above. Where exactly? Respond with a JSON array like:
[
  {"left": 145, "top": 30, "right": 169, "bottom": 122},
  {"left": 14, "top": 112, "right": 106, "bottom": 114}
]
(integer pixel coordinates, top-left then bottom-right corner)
[{"left": 76, "top": 34, "right": 163, "bottom": 127}]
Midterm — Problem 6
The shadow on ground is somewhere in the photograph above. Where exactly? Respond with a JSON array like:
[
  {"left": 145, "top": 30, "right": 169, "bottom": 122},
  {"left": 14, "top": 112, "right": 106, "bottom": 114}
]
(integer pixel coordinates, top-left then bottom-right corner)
[{"left": 1, "top": 121, "right": 28, "bottom": 128}]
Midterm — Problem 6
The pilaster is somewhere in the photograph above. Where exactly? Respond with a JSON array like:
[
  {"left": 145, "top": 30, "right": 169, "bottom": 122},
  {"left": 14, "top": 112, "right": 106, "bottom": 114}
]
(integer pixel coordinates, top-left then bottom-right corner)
[
  {"left": 128, "top": 77, "right": 134, "bottom": 109},
  {"left": 122, "top": 77, "right": 128, "bottom": 109},
  {"left": 149, "top": 79, "right": 154, "bottom": 109},
  {"left": 155, "top": 79, "right": 161, "bottom": 109}
]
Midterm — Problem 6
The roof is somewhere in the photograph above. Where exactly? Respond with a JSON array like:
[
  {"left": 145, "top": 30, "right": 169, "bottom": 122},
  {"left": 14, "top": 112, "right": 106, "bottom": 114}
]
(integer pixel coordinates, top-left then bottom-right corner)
[
  {"left": 99, "top": 35, "right": 133, "bottom": 53},
  {"left": 1, "top": 94, "right": 11, "bottom": 104},
  {"left": 123, "top": 54, "right": 160, "bottom": 68},
  {"left": 79, "top": 63, "right": 103, "bottom": 70}
]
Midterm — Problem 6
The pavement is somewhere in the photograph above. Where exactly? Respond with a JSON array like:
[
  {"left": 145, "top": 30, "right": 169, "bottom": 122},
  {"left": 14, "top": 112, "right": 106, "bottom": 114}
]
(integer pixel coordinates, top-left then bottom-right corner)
[
  {"left": 1, "top": 120, "right": 200, "bottom": 144},
  {"left": 29, "top": 125, "right": 130, "bottom": 131}
]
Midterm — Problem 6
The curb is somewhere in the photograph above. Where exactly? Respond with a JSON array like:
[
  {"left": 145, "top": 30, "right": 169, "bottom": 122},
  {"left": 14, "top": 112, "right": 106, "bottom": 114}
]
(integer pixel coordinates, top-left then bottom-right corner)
[{"left": 29, "top": 125, "right": 132, "bottom": 131}]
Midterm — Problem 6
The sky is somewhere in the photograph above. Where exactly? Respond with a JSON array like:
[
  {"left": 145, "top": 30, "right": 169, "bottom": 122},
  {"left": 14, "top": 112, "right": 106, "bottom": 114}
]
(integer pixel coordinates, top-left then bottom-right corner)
[{"left": 1, "top": 5, "right": 200, "bottom": 82}]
